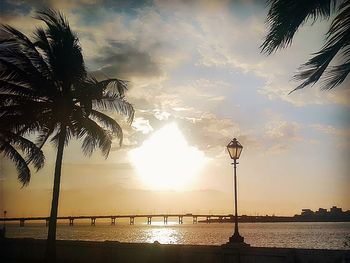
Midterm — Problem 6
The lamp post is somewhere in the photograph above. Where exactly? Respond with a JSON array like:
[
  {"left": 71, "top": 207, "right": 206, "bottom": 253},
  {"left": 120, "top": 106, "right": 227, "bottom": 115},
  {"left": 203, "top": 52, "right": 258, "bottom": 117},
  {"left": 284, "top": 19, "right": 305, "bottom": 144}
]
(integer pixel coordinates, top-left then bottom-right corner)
[
  {"left": 3, "top": 210, "right": 6, "bottom": 228},
  {"left": 226, "top": 138, "right": 246, "bottom": 244},
  {"left": 1, "top": 210, "right": 6, "bottom": 238}
]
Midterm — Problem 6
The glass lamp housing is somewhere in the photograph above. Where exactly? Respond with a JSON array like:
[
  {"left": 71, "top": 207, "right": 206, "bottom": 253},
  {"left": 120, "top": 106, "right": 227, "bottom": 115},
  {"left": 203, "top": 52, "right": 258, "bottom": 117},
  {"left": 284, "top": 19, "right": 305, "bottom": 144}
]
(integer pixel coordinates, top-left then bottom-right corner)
[{"left": 227, "top": 138, "right": 243, "bottom": 160}]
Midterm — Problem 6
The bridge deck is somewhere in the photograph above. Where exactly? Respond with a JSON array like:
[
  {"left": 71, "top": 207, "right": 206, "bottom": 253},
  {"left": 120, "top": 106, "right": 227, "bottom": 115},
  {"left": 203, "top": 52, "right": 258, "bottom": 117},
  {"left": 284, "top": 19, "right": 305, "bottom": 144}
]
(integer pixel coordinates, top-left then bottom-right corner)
[{"left": 0, "top": 214, "right": 232, "bottom": 221}]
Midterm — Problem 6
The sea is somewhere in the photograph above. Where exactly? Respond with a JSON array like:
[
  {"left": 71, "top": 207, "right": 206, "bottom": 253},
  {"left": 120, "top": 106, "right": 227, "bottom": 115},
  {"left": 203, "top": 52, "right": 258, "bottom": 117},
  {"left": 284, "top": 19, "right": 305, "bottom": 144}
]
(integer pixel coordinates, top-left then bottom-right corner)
[{"left": 4, "top": 221, "right": 350, "bottom": 250}]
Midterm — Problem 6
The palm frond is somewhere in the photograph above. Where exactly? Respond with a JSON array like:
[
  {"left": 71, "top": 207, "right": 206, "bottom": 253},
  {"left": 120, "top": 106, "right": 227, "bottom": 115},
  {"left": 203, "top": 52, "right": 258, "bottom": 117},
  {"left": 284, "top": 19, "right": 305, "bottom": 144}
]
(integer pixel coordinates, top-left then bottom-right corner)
[
  {"left": 321, "top": 62, "right": 350, "bottom": 88},
  {"left": 0, "top": 58, "right": 54, "bottom": 97},
  {"left": 35, "top": 124, "right": 56, "bottom": 149},
  {"left": 88, "top": 77, "right": 129, "bottom": 96},
  {"left": 0, "top": 25, "right": 52, "bottom": 79},
  {"left": 33, "top": 27, "right": 53, "bottom": 63},
  {"left": 0, "top": 47, "right": 45, "bottom": 81},
  {"left": 0, "top": 129, "right": 45, "bottom": 185},
  {"left": 291, "top": 0, "right": 350, "bottom": 92},
  {"left": 90, "top": 109, "right": 123, "bottom": 145},
  {"left": 92, "top": 96, "right": 134, "bottom": 124},
  {"left": 35, "top": 9, "right": 87, "bottom": 84},
  {"left": 0, "top": 138, "right": 31, "bottom": 185},
  {"left": 50, "top": 124, "right": 73, "bottom": 148},
  {"left": 0, "top": 56, "right": 37, "bottom": 86},
  {"left": 7, "top": 132, "right": 45, "bottom": 171},
  {"left": 70, "top": 109, "right": 112, "bottom": 157},
  {"left": 0, "top": 101, "right": 52, "bottom": 117},
  {"left": 79, "top": 119, "right": 112, "bottom": 158},
  {"left": 0, "top": 94, "right": 41, "bottom": 107},
  {"left": 261, "top": 0, "right": 337, "bottom": 54},
  {"left": 0, "top": 80, "right": 41, "bottom": 99}
]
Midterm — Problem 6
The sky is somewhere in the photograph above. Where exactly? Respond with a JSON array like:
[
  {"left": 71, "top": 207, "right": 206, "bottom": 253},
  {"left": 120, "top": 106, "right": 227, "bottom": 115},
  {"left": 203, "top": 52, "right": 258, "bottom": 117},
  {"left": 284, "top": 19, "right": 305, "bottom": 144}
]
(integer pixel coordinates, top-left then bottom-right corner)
[{"left": 0, "top": 0, "right": 349, "bottom": 218}]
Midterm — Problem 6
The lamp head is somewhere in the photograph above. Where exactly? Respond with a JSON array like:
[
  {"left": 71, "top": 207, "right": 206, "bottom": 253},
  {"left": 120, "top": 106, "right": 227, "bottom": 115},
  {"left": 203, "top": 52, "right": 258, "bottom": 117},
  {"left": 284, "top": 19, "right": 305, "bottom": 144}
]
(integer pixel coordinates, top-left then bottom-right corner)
[{"left": 227, "top": 138, "right": 243, "bottom": 160}]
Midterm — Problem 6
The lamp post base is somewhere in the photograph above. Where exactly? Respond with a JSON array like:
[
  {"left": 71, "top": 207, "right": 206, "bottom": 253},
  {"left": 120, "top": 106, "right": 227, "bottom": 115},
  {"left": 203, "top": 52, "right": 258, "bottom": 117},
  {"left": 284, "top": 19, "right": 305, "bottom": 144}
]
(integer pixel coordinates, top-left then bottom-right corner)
[
  {"left": 229, "top": 236, "right": 244, "bottom": 243},
  {"left": 224, "top": 233, "right": 250, "bottom": 247},
  {"left": 229, "top": 232, "right": 244, "bottom": 243}
]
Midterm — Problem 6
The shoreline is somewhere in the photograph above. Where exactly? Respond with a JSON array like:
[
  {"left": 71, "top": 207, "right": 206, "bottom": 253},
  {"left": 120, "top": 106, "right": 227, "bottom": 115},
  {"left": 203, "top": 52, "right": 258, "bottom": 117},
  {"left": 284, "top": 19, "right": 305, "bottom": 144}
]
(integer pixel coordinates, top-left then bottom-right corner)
[
  {"left": 199, "top": 219, "right": 350, "bottom": 223},
  {"left": 1, "top": 238, "right": 349, "bottom": 263}
]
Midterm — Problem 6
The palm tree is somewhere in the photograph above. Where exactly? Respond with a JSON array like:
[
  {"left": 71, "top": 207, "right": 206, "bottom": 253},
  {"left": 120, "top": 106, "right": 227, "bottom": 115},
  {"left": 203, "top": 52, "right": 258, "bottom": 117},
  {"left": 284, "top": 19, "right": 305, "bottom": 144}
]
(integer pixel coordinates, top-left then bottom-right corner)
[
  {"left": 0, "top": 9, "right": 134, "bottom": 261},
  {"left": 261, "top": 0, "right": 350, "bottom": 93}
]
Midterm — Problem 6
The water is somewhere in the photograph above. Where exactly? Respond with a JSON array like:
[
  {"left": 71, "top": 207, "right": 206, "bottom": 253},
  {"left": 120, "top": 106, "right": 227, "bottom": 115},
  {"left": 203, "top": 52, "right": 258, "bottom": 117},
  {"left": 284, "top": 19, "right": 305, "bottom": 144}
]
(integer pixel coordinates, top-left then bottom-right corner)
[{"left": 4, "top": 221, "right": 350, "bottom": 250}]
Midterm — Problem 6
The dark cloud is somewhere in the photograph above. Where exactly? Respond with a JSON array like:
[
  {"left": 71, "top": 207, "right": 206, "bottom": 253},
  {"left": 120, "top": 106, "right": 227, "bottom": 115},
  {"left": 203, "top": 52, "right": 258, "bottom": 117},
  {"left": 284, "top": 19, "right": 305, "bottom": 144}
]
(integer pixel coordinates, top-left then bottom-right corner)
[
  {"left": 0, "top": 0, "right": 32, "bottom": 16},
  {"left": 75, "top": 0, "right": 153, "bottom": 24},
  {"left": 91, "top": 42, "right": 161, "bottom": 79},
  {"left": 0, "top": 0, "right": 58, "bottom": 16},
  {"left": 0, "top": 0, "right": 152, "bottom": 20}
]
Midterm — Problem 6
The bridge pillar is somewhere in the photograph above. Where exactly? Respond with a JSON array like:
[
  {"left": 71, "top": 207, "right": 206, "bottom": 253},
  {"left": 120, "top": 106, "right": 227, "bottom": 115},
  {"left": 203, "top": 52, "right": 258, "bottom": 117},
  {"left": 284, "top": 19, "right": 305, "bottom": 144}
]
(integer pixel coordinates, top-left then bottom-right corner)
[
  {"left": 46, "top": 218, "right": 49, "bottom": 227},
  {"left": 206, "top": 216, "right": 211, "bottom": 224},
  {"left": 91, "top": 217, "right": 96, "bottom": 226},
  {"left": 193, "top": 216, "right": 197, "bottom": 224},
  {"left": 164, "top": 216, "right": 168, "bottom": 224},
  {"left": 69, "top": 218, "right": 74, "bottom": 226},
  {"left": 147, "top": 216, "right": 152, "bottom": 225},
  {"left": 178, "top": 216, "right": 183, "bottom": 224},
  {"left": 111, "top": 217, "right": 116, "bottom": 225},
  {"left": 130, "top": 217, "right": 135, "bottom": 225},
  {"left": 19, "top": 219, "right": 25, "bottom": 227}
]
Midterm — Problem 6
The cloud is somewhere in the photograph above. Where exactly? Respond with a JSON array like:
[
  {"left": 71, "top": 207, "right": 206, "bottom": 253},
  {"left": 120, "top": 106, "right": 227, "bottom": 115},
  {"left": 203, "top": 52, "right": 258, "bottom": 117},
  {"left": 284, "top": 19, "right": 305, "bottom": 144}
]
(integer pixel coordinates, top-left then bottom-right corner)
[
  {"left": 0, "top": 0, "right": 33, "bottom": 16},
  {"left": 265, "top": 143, "right": 290, "bottom": 155},
  {"left": 2, "top": 0, "right": 349, "bottom": 215},
  {"left": 258, "top": 79, "right": 350, "bottom": 107},
  {"left": 154, "top": 0, "right": 231, "bottom": 13},
  {"left": 0, "top": 0, "right": 103, "bottom": 16},
  {"left": 109, "top": 105, "right": 247, "bottom": 158},
  {"left": 178, "top": 112, "right": 241, "bottom": 151},
  {"left": 310, "top": 124, "right": 350, "bottom": 138},
  {"left": 265, "top": 121, "right": 301, "bottom": 141},
  {"left": 191, "top": 6, "right": 350, "bottom": 107},
  {"left": 92, "top": 41, "right": 161, "bottom": 79},
  {"left": 3, "top": 0, "right": 349, "bottom": 108},
  {"left": 132, "top": 117, "right": 154, "bottom": 134},
  {"left": 262, "top": 118, "right": 303, "bottom": 154}
]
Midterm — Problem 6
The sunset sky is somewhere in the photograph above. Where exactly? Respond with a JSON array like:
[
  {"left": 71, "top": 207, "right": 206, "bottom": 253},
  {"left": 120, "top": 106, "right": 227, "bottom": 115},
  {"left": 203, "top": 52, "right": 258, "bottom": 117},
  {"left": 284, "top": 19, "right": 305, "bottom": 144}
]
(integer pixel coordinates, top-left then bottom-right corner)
[{"left": 0, "top": 0, "right": 349, "bottom": 218}]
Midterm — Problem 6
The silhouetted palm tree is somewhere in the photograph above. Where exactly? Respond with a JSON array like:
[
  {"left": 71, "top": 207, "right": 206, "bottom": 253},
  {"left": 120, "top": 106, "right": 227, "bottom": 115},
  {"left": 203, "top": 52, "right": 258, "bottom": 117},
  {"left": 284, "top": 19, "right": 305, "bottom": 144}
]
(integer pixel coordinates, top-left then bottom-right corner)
[
  {"left": 261, "top": 0, "right": 350, "bottom": 92},
  {"left": 0, "top": 9, "right": 134, "bottom": 261}
]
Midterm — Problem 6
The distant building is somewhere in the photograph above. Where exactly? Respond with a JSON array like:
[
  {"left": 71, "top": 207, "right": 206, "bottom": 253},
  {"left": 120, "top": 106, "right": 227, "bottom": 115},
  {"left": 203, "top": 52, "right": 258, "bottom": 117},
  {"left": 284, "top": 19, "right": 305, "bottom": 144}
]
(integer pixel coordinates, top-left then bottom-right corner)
[
  {"left": 316, "top": 208, "right": 327, "bottom": 216},
  {"left": 330, "top": 206, "right": 342, "bottom": 215},
  {"left": 301, "top": 209, "right": 314, "bottom": 216},
  {"left": 296, "top": 206, "right": 350, "bottom": 222}
]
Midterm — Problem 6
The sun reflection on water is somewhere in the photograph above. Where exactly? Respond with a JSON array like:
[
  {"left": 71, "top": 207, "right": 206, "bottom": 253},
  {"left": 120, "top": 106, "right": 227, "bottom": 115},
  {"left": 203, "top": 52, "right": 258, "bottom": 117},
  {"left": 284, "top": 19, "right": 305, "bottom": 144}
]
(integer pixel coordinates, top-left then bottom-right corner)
[
  {"left": 144, "top": 227, "right": 179, "bottom": 244},
  {"left": 145, "top": 221, "right": 178, "bottom": 226}
]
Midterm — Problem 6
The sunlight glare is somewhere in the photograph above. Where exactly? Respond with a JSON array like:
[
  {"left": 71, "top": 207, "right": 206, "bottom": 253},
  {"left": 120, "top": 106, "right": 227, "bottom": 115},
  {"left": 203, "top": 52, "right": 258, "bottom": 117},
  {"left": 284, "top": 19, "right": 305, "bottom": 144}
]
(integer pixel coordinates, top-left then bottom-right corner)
[
  {"left": 146, "top": 228, "right": 179, "bottom": 244},
  {"left": 129, "top": 123, "right": 207, "bottom": 190}
]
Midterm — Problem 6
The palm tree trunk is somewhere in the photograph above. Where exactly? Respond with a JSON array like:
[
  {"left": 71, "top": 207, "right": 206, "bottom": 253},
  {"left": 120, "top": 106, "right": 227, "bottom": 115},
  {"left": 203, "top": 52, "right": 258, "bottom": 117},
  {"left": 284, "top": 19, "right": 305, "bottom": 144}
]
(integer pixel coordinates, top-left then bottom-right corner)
[{"left": 45, "top": 126, "right": 66, "bottom": 262}]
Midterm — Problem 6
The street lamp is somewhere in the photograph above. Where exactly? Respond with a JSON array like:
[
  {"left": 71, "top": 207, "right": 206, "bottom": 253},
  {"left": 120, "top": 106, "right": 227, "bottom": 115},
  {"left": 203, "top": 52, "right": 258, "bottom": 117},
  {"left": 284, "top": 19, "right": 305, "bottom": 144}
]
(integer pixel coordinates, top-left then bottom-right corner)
[{"left": 226, "top": 138, "right": 247, "bottom": 244}]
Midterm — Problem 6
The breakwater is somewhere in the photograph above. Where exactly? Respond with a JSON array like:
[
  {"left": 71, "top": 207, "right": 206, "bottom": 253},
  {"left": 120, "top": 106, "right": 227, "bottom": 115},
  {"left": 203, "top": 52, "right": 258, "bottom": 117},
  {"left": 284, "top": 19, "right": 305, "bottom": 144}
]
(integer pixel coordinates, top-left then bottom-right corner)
[{"left": 1, "top": 238, "right": 349, "bottom": 263}]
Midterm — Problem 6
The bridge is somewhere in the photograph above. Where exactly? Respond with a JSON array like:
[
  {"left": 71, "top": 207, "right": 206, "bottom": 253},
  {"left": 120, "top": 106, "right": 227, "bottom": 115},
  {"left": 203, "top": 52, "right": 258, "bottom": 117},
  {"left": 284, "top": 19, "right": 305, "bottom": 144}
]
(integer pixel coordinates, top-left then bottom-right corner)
[{"left": 0, "top": 214, "right": 234, "bottom": 227}]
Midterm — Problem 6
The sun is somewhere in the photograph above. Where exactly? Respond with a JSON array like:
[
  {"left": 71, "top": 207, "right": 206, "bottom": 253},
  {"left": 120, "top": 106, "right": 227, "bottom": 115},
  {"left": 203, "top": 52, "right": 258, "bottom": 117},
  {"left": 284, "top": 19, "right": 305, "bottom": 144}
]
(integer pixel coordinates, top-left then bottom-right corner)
[{"left": 128, "top": 123, "right": 207, "bottom": 190}]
